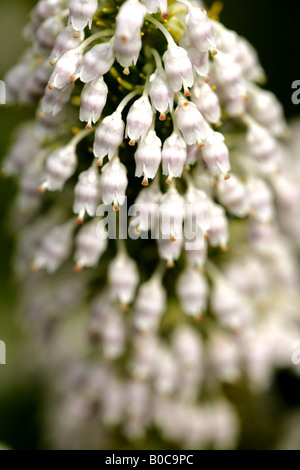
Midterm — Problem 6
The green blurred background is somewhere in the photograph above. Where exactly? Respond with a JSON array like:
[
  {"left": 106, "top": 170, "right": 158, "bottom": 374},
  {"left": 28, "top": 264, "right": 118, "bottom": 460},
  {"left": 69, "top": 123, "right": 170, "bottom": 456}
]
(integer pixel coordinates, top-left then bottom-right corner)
[{"left": 0, "top": 0, "right": 300, "bottom": 450}]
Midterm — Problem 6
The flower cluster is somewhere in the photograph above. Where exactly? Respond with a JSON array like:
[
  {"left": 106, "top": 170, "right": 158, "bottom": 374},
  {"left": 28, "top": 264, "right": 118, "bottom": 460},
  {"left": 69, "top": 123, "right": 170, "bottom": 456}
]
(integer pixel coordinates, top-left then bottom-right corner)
[{"left": 3, "top": 0, "right": 300, "bottom": 449}]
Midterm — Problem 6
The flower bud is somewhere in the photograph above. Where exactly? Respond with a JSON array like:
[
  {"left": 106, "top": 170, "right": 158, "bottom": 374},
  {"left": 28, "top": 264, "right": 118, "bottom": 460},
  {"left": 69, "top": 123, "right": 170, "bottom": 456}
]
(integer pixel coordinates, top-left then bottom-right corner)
[
  {"left": 126, "top": 96, "right": 153, "bottom": 144},
  {"left": 149, "top": 68, "right": 174, "bottom": 119},
  {"left": 177, "top": 267, "right": 208, "bottom": 318},
  {"left": 116, "top": 0, "right": 146, "bottom": 42},
  {"left": 162, "top": 132, "right": 187, "bottom": 183},
  {"left": 163, "top": 44, "right": 194, "bottom": 94},
  {"left": 114, "top": 33, "right": 142, "bottom": 69},
  {"left": 48, "top": 48, "right": 83, "bottom": 89},
  {"left": 184, "top": 235, "right": 207, "bottom": 268},
  {"left": 211, "top": 52, "right": 245, "bottom": 96},
  {"left": 73, "top": 166, "right": 101, "bottom": 223},
  {"left": 79, "top": 77, "right": 108, "bottom": 128},
  {"left": 246, "top": 177, "right": 274, "bottom": 223},
  {"left": 185, "top": 6, "right": 216, "bottom": 52},
  {"left": 33, "top": 221, "right": 74, "bottom": 273},
  {"left": 108, "top": 252, "right": 139, "bottom": 306},
  {"left": 201, "top": 130, "right": 230, "bottom": 177},
  {"left": 74, "top": 219, "right": 107, "bottom": 270},
  {"left": 40, "top": 144, "right": 77, "bottom": 192},
  {"left": 100, "top": 157, "right": 128, "bottom": 210},
  {"left": 79, "top": 41, "right": 115, "bottom": 83},
  {"left": 185, "top": 187, "right": 211, "bottom": 235},
  {"left": 69, "top": 0, "right": 98, "bottom": 31},
  {"left": 217, "top": 174, "right": 249, "bottom": 217},
  {"left": 175, "top": 98, "right": 206, "bottom": 146},
  {"left": 93, "top": 112, "right": 124, "bottom": 165},
  {"left": 134, "top": 130, "right": 162, "bottom": 185},
  {"left": 134, "top": 278, "right": 166, "bottom": 333},
  {"left": 192, "top": 81, "right": 221, "bottom": 124}
]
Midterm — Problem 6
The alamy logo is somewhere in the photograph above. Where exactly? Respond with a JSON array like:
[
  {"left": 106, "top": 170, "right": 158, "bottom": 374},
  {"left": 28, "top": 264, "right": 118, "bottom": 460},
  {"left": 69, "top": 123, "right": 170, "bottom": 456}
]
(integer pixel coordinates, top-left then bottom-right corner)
[
  {"left": 0, "top": 80, "right": 6, "bottom": 105},
  {"left": 0, "top": 340, "right": 6, "bottom": 365}
]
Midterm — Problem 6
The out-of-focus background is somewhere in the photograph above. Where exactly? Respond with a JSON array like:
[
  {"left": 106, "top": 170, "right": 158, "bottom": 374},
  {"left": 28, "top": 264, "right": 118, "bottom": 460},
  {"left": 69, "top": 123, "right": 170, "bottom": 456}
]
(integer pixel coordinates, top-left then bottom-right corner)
[{"left": 0, "top": 0, "right": 300, "bottom": 450}]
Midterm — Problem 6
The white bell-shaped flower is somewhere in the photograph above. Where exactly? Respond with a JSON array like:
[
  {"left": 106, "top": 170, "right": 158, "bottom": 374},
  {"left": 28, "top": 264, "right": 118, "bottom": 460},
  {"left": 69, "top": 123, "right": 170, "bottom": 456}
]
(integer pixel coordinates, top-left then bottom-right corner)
[
  {"left": 163, "top": 44, "right": 194, "bottom": 94},
  {"left": 149, "top": 68, "right": 174, "bottom": 120},
  {"left": 211, "top": 279, "right": 253, "bottom": 330},
  {"left": 69, "top": 0, "right": 98, "bottom": 31},
  {"left": 201, "top": 130, "right": 230, "bottom": 177},
  {"left": 48, "top": 48, "right": 83, "bottom": 89},
  {"left": 40, "top": 144, "right": 77, "bottom": 192},
  {"left": 129, "top": 184, "right": 161, "bottom": 234},
  {"left": 115, "top": 0, "right": 146, "bottom": 42},
  {"left": 134, "top": 278, "right": 166, "bottom": 333},
  {"left": 141, "top": 0, "right": 167, "bottom": 15},
  {"left": 172, "top": 326, "right": 203, "bottom": 369},
  {"left": 159, "top": 187, "right": 185, "bottom": 241},
  {"left": 33, "top": 221, "right": 74, "bottom": 273},
  {"left": 102, "top": 312, "right": 126, "bottom": 360},
  {"left": 114, "top": 33, "right": 142, "bottom": 69},
  {"left": 35, "top": 16, "right": 65, "bottom": 53},
  {"left": 79, "top": 77, "right": 108, "bottom": 128},
  {"left": 208, "top": 202, "right": 229, "bottom": 249},
  {"left": 185, "top": 187, "right": 211, "bottom": 236},
  {"left": 180, "top": 34, "right": 210, "bottom": 78},
  {"left": 126, "top": 96, "right": 153, "bottom": 144},
  {"left": 247, "top": 88, "right": 286, "bottom": 137},
  {"left": 246, "top": 177, "right": 274, "bottom": 223},
  {"left": 73, "top": 166, "right": 101, "bottom": 223},
  {"left": 246, "top": 123, "right": 278, "bottom": 171},
  {"left": 162, "top": 132, "right": 187, "bottom": 183},
  {"left": 177, "top": 267, "right": 208, "bottom": 318},
  {"left": 211, "top": 52, "right": 245, "bottom": 96},
  {"left": 41, "top": 82, "right": 74, "bottom": 116},
  {"left": 134, "top": 130, "right": 162, "bottom": 186},
  {"left": 175, "top": 98, "right": 206, "bottom": 146},
  {"left": 49, "top": 26, "right": 84, "bottom": 65},
  {"left": 185, "top": 6, "right": 216, "bottom": 52},
  {"left": 108, "top": 252, "right": 139, "bottom": 306},
  {"left": 100, "top": 156, "right": 128, "bottom": 211},
  {"left": 185, "top": 235, "right": 207, "bottom": 268},
  {"left": 93, "top": 112, "right": 125, "bottom": 166},
  {"left": 74, "top": 219, "right": 107, "bottom": 270},
  {"left": 79, "top": 40, "right": 115, "bottom": 83},
  {"left": 154, "top": 348, "right": 178, "bottom": 395},
  {"left": 192, "top": 81, "right": 221, "bottom": 124},
  {"left": 217, "top": 174, "right": 249, "bottom": 217},
  {"left": 157, "top": 237, "right": 183, "bottom": 268}
]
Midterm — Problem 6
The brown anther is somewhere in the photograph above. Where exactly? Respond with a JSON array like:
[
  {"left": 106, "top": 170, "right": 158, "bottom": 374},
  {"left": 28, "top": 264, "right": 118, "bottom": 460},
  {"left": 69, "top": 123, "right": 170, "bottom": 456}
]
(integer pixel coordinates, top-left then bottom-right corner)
[
  {"left": 73, "top": 32, "right": 79, "bottom": 39},
  {"left": 204, "top": 232, "right": 210, "bottom": 240},
  {"left": 96, "top": 159, "right": 103, "bottom": 167},
  {"left": 120, "top": 35, "right": 127, "bottom": 42},
  {"left": 85, "top": 123, "right": 93, "bottom": 130},
  {"left": 221, "top": 245, "right": 228, "bottom": 252},
  {"left": 48, "top": 84, "right": 54, "bottom": 90},
  {"left": 76, "top": 217, "right": 84, "bottom": 225},
  {"left": 223, "top": 173, "right": 231, "bottom": 181},
  {"left": 162, "top": 12, "right": 169, "bottom": 19},
  {"left": 159, "top": 113, "right": 166, "bottom": 121},
  {"left": 74, "top": 264, "right": 83, "bottom": 273},
  {"left": 142, "top": 175, "right": 149, "bottom": 186},
  {"left": 204, "top": 76, "right": 211, "bottom": 83},
  {"left": 183, "top": 102, "right": 189, "bottom": 108},
  {"left": 129, "top": 140, "right": 136, "bottom": 146},
  {"left": 194, "top": 315, "right": 202, "bottom": 323},
  {"left": 167, "top": 260, "right": 175, "bottom": 269},
  {"left": 198, "top": 143, "right": 204, "bottom": 148},
  {"left": 70, "top": 75, "right": 77, "bottom": 83},
  {"left": 166, "top": 176, "right": 172, "bottom": 185},
  {"left": 37, "top": 185, "right": 46, "bottom": 194}
]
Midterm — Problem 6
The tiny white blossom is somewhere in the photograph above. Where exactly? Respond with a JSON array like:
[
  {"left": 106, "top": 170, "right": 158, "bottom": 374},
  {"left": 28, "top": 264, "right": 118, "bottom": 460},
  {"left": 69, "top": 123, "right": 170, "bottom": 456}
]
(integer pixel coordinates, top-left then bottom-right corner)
[
  {"left": 114, "top": 33, "right": 142, "bottom": 69},
  {"left": 69, "top": 0, "right": 98, "bottom": 31},
  {"left": 48, "top": 48, "right": 83, "bottom": 89},
  {"left": 115, "top": 0, "right": 146, "bottom": 42},
  {"left": 74, "top": 219, "right": 107, "bottom": 270},
  {"left": 163, "top": 44, "right": 194, "bottom": 94},
  {"left": 162, "top": 132, "right": 187, "bottom": 183},
  {"left": 201, "top": 130, "right": 230, "bottom": 177},
  {"left": 79, "top": 40, "right": 115, "bottom": 83},
  {"left": 93, "top": 112, "right": 125, "bottom": 166},
  {"left": 177, "top": 267, "right": 208, "bottom": 318},
  {"left": 217, "top": 174, "right": 249, "bottom": 217},
  {"left": 79, "top": 77, "right": 108, "bottom": 128},
  {"left": 126, "top": 96, "right": 153, "bottom": 144},
  {"left": 134, "top": 278, "right": 166, "bottom": 333},
  {"left": 185, "top": 6, "right": 216, "bottom": 52},
  {"left": 175, "top": 98, "right": 206, "bottom": 146},
  {"left": 134, "top": 130, "right": 162, "bottom": 186},
  {"left": 108, "top": 252, "right": 139, "bottom": 306},
  {"left": 100, "top": 156, "right": 128, "bottom": 210},
  {"left": 192, "top": 81, "right": 221, "bottom": 124},
  {"left": 149, "top": 68, "right": 174, "bottom": 120},
  {"left": 73, "top": 166, "right": 101, "bottom": 223},
  {"left": 40, "top": 144, "right": 77, "bottom": 192}
]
